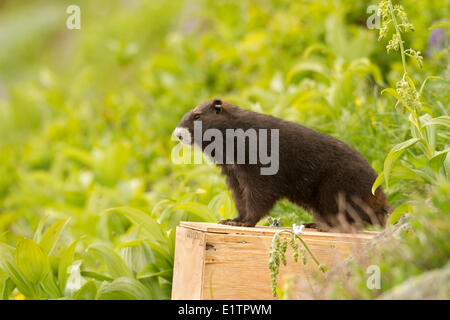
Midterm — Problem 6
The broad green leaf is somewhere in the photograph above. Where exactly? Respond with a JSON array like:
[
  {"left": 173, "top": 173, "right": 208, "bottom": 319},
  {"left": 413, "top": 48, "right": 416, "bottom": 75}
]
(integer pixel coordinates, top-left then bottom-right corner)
[
  {"left": 167, "top": 228, "right": 176, "bottom": 259},
  {"left": 412, "top": 167, "right": 438, "bottom": 185},
  {"left": 145, "top": 240, "right": 173, "bottom": 267},
  {"left": 173, "top": 202, "right": 218, "bottom": 222},
  {"left": 429, "top": 148, "right": 450, "bottom": 173},
  {"left": 136, "top": 264, "right": 172, "bottom": 281},
  {"left": 429, "top": 21, "right": 450, "bottom": 30},
  {"left": 301, "top": 43, "right": 335, "bottom": 60},
  {"left": 0, "top": 243, "right": 34, "bottom": 297},
  {"left": 387, "top": 204, "right": 413, "bottom": 225},
  {"left": 117, "top": 240, "right": 141, "bottom": 250},
  {"left": 372, "top": 165, "right": 424, "bottom": 194},
  {"left": 423, "top": 115, "right": 450, "bottom": 128},
  {"left": 2, "top": 261, "right": 35, "bottom": 298},
  {"left": 420, "top": 113, "right": 435, "bottom": 155},
  {"left": 105, "top": 207, "right": 165, "bottom": 242},
  {"left": 14, "top": 239, "right": 50, "bottom": 284},
  {"left": 80, "top": 270, "right": 113, "bottom": 282},
  {"left": 73, "top": 280, "right": 97, "bottom": 300},
  {"left": 40, "top": 272, "right": 61, "bottom": 298},
  {"left": 0, "top": 242, "right": 15, "bottom": 273},
  {"left": 2, "top": 277, "right": 15, "bottom": 300},
  {"left": 372, "top": 172, "right": 385, "bottom": 195},
  {"left": 346, "top": 58, "right": 384, "bottom": 85},
  {"left": 58, "top": 238, "right": 82, "bottom": 292},
  {"left": 87, "top": 243, "right": 133, "bottom": 278},
  {"left": 443, "top": 153, "right": 450, "bottom": 180},
  {"left": 208, "top": 192, "right": 235, "bottom": 220},
  {"left": 96, "top": 277, "right": 151, "bottom": 300},
  {"left": 286, "top": 62, "right": 329, "bottom": 84},
  {"left": 39, "top": 217, "right": 71, "bottom": 256},
  {"left": 383, "top": 138, "right": 420, "bottom": 189},
  {"left": 32, "top": 215, "right": 49, "bottom": 243}
]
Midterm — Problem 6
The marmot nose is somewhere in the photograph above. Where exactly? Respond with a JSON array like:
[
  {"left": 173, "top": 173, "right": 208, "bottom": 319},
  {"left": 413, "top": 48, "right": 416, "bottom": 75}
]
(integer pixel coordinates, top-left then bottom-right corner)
[{"left": 174, "top": 127, "right": 190, "bottom": 143}]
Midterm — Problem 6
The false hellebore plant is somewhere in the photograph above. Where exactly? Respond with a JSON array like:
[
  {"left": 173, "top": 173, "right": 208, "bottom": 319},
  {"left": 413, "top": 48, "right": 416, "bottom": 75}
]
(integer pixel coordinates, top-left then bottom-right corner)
[{"left": 372, "top": 1, "right": 450, "bottom": 222}]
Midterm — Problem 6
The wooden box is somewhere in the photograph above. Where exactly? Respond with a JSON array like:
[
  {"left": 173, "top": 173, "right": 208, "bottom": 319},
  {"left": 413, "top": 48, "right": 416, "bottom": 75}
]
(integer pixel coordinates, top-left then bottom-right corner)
[{"left": 171, "top": 222, "right": 377, "bottom": 300}]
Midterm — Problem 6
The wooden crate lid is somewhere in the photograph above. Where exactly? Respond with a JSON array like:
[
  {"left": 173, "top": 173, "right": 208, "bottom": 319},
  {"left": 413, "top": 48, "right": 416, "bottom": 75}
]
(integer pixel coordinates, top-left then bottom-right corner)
[{"left": 179, "top": 221, "right": 378, "bottom": 240}]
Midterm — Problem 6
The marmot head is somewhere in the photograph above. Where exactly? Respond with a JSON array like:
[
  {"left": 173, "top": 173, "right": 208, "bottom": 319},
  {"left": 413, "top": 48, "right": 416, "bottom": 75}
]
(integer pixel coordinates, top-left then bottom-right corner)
[{"left": 174, "top": 98, "right": 232, "bottom": 148}]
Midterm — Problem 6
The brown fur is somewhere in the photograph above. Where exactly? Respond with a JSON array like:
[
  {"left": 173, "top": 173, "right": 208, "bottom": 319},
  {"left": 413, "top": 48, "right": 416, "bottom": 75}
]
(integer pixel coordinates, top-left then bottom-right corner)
[{"left": 175, "top": 99, "right": 393, "bottom": 232}]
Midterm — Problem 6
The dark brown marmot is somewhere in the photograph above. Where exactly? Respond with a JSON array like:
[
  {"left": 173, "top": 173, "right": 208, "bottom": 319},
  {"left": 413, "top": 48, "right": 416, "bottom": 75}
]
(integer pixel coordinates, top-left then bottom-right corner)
[{"left": 174, "top": 99, "right": 392, "bottom": 232}]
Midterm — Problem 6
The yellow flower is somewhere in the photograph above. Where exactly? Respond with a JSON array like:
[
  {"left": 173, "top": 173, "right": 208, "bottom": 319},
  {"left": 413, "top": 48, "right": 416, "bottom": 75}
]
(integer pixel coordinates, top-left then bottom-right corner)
[
  {"left": 219, "top": 205, "right": 225, "bottom": 217},
  {"left": 355, "top": 98, "right": 363, "bottom": 106},
  {"left": 15, "top": 293, "right": 25, "bottom": 300}
]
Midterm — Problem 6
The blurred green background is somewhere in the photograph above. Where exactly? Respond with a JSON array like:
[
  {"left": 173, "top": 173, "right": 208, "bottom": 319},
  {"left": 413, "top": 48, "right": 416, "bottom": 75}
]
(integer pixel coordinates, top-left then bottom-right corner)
[{"left": 0, "top": 0, "right": 448, "bottom": 299}]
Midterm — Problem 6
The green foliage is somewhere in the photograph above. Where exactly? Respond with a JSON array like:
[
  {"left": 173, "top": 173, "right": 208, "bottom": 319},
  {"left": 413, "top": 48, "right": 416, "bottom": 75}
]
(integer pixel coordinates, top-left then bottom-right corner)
[
  {"left": 373, "top": 0, "right": 449, "bottom": 196},
  {"left": 329, "top": 180, "right": 450, "bottom": 299},
  {"left": 0, "top": 0, "right": 448, "bottom": 299}
]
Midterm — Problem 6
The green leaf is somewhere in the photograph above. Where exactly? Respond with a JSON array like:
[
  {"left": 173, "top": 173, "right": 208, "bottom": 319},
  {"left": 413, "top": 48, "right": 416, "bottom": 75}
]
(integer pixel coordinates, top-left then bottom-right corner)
[
  {"left": 73, "top": 280, "right": 97, "bottom": 300},
  {"left": 14, "top": 239, "right": 50, "bottom": 284},
  {"left": 39, "top": 217, "right": 71, "bottom": 256},
  {"left": 372, "top": 165, "right": 424, "bottom": 195},
  {"left": 96, "top": 277, "right": 151, "bottom": 300},
  {"left": 80, "top": 270, "right": 113, "bottom": 282},
  {"left": 58, "top": 238, "right": 82, "bottom": 292},
  {"left": 421, "top": 114, "right": 436, "bottom": 155},
  {"left": 443, "top": 153, "right": 450, "bottom": 181},
  {"left": 286, "top": 62, "right": 329, "bottom": 84},
  {"left": 145, "top": 240, "right": 173, "bottom": 267},
  {"left": 383, "top": 138, "right": 420, "bottom": 189},
  {"left": 429, "top": 148, "right": 450, "bottom": 173},
  {"left": 0, "top": 242, "right": 15, "bottom": 273},
  {"left": 32, "top": 215, "right": 49, "bottom": 243},
  {"left": 173, "top": 202, "right": 218, "bottom": 222},
  {"left": 104, "top": 207, "right": 165, "bottom": 242},
  {"left": 136, "top": 264, "right": 173, "bottom": 281},
  {"left": 2, "top": 277, "right": 15, "bottom": 300},
  {"left": 387, "top": 204, "right": 413, "bottom": 225},
  {"left": 429, "top": 21, "right": 450, "bottom": 30},
  {"left": 40, "top": 272, "right": 61, "bottom": 298},
  {"left": 87, "top": 243, "right": 133, "bottom": 278},
  {"left": 372, "top": 172, "right": 385, "bottom": 195},
  {"left": 423, "top": 115, "right": 450, "bottom": 128},
  {"left": 0, "top": 243, "right": 34, "bottom": 297},
  {"left": 117, "top": 240, "right": 141, "bottom": 250}
]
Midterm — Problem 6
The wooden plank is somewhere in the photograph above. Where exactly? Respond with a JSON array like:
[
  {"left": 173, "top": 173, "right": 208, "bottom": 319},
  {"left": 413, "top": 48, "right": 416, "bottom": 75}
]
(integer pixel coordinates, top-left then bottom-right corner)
[
  {"left": 179, "top": 221, "right": 377, "bottom": 239},
  {"left": 172, "top": 222, "right": 378, "bottom": 300},
  {"left": 200, "top": 228, "right": 374, "bottom": 300},
  {"left": 171, "top": 227, "right": 206, "bottom": 300}
]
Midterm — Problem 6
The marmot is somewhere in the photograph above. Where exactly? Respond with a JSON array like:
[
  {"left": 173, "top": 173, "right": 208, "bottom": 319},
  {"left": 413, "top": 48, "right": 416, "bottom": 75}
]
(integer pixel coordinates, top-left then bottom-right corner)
[{"left": 174, "top": 99, "right": 392, "bottom": 232}]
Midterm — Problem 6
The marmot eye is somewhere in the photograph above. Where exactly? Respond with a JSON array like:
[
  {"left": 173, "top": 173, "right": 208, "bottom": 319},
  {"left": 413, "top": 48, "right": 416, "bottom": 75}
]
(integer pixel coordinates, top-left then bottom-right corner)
[{"left": 194, "top": 114, "right": 201, "bottom": 120}]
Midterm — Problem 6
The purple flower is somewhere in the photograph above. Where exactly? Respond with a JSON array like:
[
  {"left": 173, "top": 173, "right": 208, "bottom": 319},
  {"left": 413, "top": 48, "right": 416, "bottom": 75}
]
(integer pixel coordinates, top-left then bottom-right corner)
[{"left": 426, "top": 20, "right": 449, "bottom": 57}]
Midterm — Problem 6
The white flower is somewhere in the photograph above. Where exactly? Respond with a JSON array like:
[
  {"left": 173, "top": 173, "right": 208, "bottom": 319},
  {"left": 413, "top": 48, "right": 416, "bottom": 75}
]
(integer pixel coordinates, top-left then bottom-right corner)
[
  {"left": 292, "top": 224, "right": 305, "bottom": 235},
  {"left": 65, "top": 260, "right": 86, "bottom": 296}
]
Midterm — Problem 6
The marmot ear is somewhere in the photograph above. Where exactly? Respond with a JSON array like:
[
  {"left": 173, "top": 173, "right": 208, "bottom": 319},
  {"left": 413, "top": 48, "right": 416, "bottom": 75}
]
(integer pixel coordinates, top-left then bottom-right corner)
[{"left": 213, "top": 99, "right": 222, "bottom": 114}]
